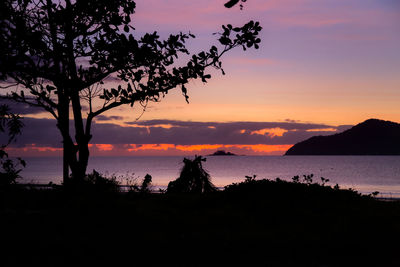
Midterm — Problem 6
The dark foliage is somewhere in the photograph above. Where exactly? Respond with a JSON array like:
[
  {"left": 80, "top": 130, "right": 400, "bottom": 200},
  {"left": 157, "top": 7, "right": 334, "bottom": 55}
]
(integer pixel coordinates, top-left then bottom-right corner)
[
  {"left": 1, "top": 176, "right": 400, "bottom": 265},
  {"left": 167, "top": 156, "right": 217, "bottom": 193},
  {"left": 225, "top": 0, "right": 247, "bottom": 9},
  {"left": 0, "top": 154, "right": 25, "bottom": 187},
  {"left": 140, "top": 173, "right": 152, "bottom": 193},
  {"left": 63, "top": 169, "right": 120, "bottom": 193},
  {"left": 0, "top": 104, "right": 23, "bottom": 146},
  {"left": 223, "top": 173, "right": 374, "bottom": 205},
  {"left": 0, "top": 104, "right": 25, "bottom": 188},
  {"left": 127, "top": 173, "right": 153, "bottom": 194}
]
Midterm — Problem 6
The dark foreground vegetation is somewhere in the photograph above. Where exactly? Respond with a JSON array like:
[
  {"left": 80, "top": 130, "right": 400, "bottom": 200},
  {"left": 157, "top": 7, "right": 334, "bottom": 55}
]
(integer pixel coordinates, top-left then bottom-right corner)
[{"left": 1, "top": 172, "right": 400, "bottom": 266}]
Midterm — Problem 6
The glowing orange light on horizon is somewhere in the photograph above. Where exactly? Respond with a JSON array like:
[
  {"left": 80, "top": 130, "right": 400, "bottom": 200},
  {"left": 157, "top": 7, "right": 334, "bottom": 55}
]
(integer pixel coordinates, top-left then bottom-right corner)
[{"left": 8, "top": 143, "right": 294, "bottom": 157}]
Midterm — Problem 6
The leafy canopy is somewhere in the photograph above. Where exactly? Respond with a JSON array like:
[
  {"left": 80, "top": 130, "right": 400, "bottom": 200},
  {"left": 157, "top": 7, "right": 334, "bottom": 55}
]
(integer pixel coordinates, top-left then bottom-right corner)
[{"left": 0, "top": 0, "right": 262, "bottom": 119}]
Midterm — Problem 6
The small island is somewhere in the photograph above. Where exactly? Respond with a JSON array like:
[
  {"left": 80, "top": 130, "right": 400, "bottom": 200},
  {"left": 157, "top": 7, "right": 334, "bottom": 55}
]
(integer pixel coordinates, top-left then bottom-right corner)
[{"left": 208, "top": 150, "right": 237, "bottom": 156}]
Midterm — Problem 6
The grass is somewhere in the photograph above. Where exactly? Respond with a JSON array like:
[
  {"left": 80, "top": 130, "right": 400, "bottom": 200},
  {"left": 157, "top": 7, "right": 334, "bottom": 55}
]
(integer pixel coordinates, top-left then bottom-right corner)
[{"left": 1, "top": 176, "right": 400, "bottom": 266}]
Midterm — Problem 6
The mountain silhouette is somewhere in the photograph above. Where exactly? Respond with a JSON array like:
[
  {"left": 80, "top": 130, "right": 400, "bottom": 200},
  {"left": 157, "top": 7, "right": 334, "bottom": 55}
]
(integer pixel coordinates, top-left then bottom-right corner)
[{"left": 285, "top": 119, "right": 400, "bottom": 155}]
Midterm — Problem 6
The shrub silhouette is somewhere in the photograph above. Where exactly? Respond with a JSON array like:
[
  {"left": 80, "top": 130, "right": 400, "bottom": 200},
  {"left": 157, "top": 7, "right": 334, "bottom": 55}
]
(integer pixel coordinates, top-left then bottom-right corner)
[
  {"left": 223, "top": 174, "right": 370, "bottom": 203},
  {"left": 63, "top": 169, "right": 120, "bottom": 193},
  {"left": 0, "top": 154, "right": 25, "bottom": 188},
  {"left": 127, "top": 173, "right": 153, "bottom": 194},
  {"left": 140, "top": 174, "right": 152, "bottom": 193},
  {"left": 167, "top": 156, "right": 217, "bottom": 193}
]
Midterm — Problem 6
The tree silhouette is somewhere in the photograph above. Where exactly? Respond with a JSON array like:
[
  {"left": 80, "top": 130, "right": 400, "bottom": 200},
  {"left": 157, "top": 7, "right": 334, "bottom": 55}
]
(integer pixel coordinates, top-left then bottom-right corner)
[
  {"left": 0, "top": 0, "right": 261, "bottom": 183},
  {"left": 0, "top": 105, "right": 23, "bottom": 147},
  {"left": 167, "top": 156, "right": 216, "bottom": 194},
  {"left": 0, "top": 104, "right": 25, "bottom": 186}
]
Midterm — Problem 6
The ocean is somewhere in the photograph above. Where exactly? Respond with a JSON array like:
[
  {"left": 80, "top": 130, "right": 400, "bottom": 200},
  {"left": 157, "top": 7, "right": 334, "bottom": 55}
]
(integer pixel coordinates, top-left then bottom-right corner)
[{"left": 18, "top": 155, "right": 400, "bottom": 197}]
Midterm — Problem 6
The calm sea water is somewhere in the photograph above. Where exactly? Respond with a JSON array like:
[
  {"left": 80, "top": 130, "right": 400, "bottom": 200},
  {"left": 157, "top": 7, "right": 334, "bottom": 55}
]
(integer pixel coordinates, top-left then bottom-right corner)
[{"left": 18, "top": 156, "right": 400, "bottom": 197}]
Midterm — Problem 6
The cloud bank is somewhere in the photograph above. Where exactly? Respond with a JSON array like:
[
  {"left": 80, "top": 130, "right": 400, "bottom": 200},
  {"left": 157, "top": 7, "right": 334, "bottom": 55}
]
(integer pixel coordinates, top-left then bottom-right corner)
[{"left": 1, "top": 117, "right": 352, "bottom": 156}]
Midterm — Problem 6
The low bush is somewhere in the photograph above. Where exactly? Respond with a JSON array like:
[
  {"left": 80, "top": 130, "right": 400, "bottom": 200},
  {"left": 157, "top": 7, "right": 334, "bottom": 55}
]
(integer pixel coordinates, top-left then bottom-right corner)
[
  {"left": 223, "top": 173, "right": 371, "bottom": 202},
  {"left": 63, "top": 169, "right": 121, "bottom": 193},
  {"left": 167, "top": 156, "right": 217, "bottom": 193}
]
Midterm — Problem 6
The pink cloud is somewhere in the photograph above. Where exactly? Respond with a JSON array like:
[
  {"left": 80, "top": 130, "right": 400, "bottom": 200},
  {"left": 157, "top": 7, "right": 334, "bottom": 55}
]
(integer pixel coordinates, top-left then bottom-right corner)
[
  {"left": 132, "top": 0, "right": 397, "bottom": 34},
  {"left": 132, "top": 0, "right": 349, "bottom": 31},
  {"left": 274, "top": 16, "right": 349, "bottom": 28},
  {"left": 133, "top": 0, "right": 232, "bottom": 30},
  {"left": 315, "top": 33, "right": 391, "bottom": 42},
  {"left": 225, "top": 57, "right": 277, "bottom": 66}
]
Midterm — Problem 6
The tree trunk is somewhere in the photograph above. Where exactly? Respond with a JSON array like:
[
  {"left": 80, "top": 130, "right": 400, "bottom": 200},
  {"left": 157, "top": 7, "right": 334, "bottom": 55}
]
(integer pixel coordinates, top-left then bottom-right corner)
[
  {"left": 56, "top": 87, "right": 91, "bottom": 182},
  {"left": 58, "top": 120, "right": 89, "bottom": 182},
  {"left": 56, "top": 93, "right": 83, "bottom": 183},
  {"left": 70, "top": 87, "right": 90, "bottom": 180},
  {"left": 76, "top": 140, "right": 90, "bottom": 180},
  {"left": 62, "top": 111, "right": 69, "bottom": 183},
  {"left": 57, "top": 96, "right": 72, "bottom": 184}
]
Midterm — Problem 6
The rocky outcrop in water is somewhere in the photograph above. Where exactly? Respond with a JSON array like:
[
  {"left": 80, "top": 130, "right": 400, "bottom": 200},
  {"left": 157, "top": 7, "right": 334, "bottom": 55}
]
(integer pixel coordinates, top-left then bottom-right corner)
[{"left": 208, "top": 150, "right": 237, "bottom": 156}]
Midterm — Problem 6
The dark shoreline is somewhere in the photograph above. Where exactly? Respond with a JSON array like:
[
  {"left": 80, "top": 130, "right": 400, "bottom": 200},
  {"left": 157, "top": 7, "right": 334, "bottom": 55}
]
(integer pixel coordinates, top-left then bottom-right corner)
[
  {"left": 13, "top": 182, "right": 400, "bottom": 200},
  {"left": 2, "top": 179, "right": 400, "bottom": 265}
]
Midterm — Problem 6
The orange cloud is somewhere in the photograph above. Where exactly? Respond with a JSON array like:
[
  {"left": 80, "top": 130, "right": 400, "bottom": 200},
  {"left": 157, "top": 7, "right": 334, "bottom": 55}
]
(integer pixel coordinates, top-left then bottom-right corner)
[
  {"left": 306, "top": 128, "right": 337, "bottom": 132},
  {"left": 95, "top": 144, "right": 114, "bottom": 151},
  {"left": 6, "top": 144, "right": 62, "bottom": 157},
  {"left": 127, "top": 123, "right": 175, "bottom": 129},
  {"left": 30, "top": 146, "right": 62, "bottom": 152},
  {"left": 225, "top": 144, "right": 293, "bottom": 153},
  {"left": 250, "top": 127, "right": 288, "bottom": 138},
  {"left": 175, "top": 144, "right": 222, "bottom": 151},
  {"left": 127, "top": 144, "right": 175, "bottom": 152}
]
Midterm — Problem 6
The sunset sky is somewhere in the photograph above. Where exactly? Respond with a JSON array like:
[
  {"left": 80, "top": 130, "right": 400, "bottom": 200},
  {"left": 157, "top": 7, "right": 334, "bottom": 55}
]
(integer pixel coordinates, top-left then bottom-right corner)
[{"left": 2, "top": 0, "right": 400, "bottom": 156}]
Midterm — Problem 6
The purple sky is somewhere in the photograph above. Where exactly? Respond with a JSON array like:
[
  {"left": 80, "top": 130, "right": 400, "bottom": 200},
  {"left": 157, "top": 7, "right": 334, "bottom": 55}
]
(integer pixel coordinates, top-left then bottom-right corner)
[
  {"left": 3, "top": 0, "right": 400, "bottom": 156},
  {"left": 122, "top": 0, "right": 400, "bottom": 125}
]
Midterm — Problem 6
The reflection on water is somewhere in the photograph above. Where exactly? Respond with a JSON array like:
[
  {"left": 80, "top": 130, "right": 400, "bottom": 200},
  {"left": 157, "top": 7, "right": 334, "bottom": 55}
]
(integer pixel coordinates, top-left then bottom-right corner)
[{"left": 19, "top": 156, "right": 400, "bottom": 197}]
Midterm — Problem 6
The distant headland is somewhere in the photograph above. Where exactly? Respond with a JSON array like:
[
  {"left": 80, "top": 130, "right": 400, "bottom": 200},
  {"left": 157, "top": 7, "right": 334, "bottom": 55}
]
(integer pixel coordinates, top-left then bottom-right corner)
[
  {"left": 208, "top": 150, "right": 237, "bottom": 156},
  {"left": 285, "top": 118, "right": 400, "bottom": 155}
]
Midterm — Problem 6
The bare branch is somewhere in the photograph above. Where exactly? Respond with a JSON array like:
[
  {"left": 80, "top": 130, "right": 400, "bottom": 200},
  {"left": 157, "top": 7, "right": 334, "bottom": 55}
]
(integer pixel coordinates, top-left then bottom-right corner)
[{"left": 0, "top": 83, "right": 19, "bottom": 89}]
